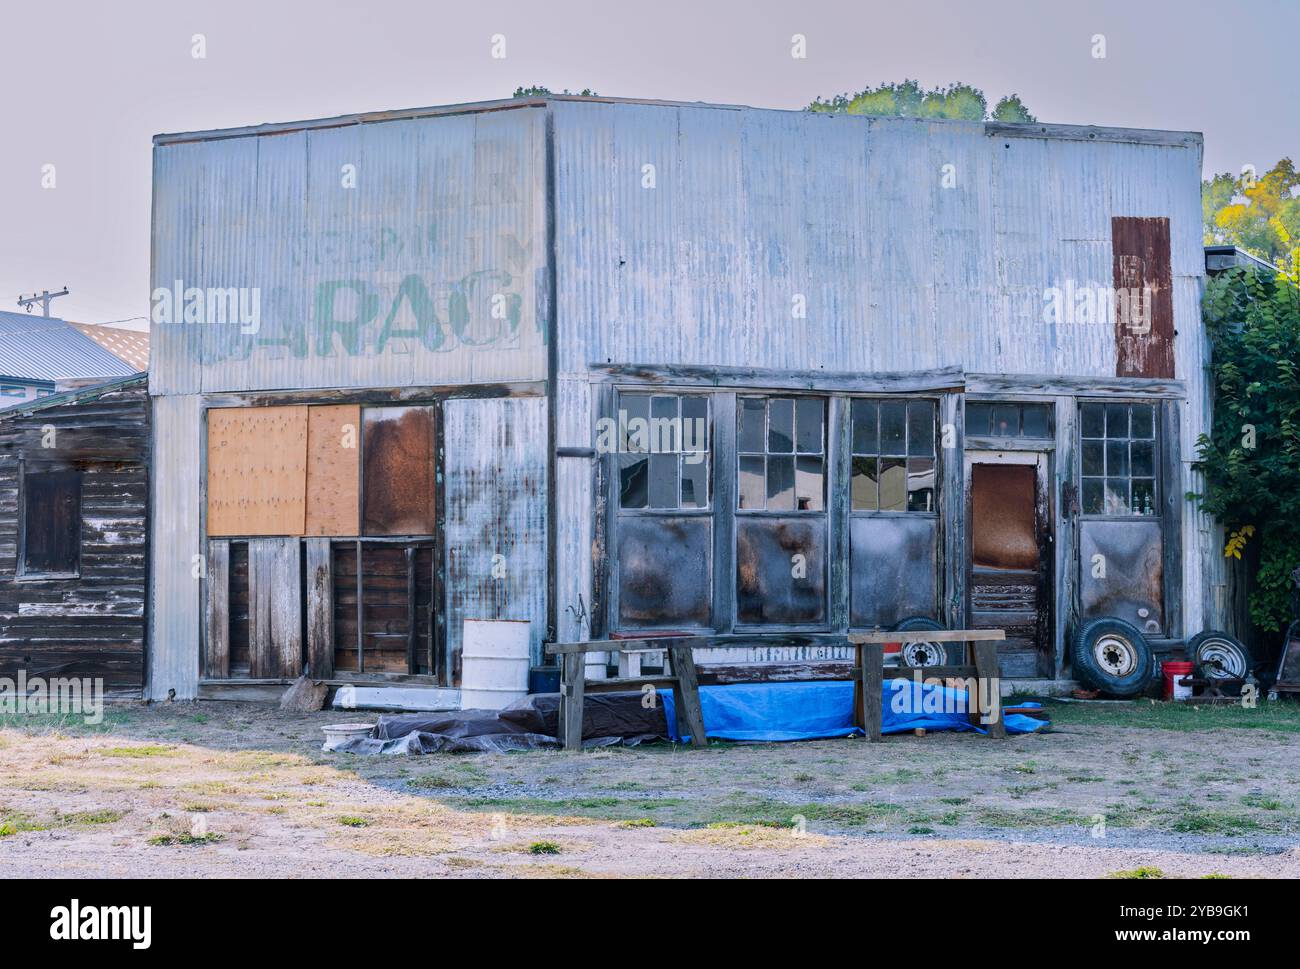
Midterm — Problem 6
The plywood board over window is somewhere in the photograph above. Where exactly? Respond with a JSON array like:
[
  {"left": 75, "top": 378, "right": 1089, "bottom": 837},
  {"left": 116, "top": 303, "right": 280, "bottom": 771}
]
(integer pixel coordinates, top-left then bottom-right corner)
[
  {"left": 207, "top": 406, "right": 309, "bottom": 536},
  {"left": 305, "top": 405, "right": 361, "bottom": 536},
  {"left": 362, "top": 406, "right": 436, "bottom": 536}
]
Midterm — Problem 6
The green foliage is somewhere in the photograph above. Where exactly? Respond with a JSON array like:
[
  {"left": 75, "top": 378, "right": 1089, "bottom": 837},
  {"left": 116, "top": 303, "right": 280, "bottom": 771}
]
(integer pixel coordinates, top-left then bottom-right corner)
[
  {"left": 1203, "top": 158, "right": 1300, "bottom": 270},
  {"left": 1194, "top": 258, "right": 1300, "bottom": 629},
  {"left": 513, "top": 86, "right": 598, "bottom": 98},
  {"left": 808, "top": 80, "right": 1032, "bottom": 122}
]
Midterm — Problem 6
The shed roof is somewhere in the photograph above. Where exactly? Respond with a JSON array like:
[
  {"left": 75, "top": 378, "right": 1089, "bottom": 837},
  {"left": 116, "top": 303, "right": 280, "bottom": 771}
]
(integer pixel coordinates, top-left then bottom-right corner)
[{"left": 0, "top": 311, "right": 139, "bottom": 382}]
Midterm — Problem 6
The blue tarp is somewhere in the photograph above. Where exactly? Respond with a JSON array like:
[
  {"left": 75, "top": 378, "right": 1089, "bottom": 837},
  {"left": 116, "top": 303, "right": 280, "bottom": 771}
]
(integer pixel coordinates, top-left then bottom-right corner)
[{"left": 659, "top": 680, "right": 1048, "bottom": 743}]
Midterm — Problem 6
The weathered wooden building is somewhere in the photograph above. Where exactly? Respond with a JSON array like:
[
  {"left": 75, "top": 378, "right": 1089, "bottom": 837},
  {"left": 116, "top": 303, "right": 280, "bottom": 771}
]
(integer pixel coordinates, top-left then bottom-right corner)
[
  {"left": 146, "top": 96, "right": 1220, "bottom": 703},
  {"left": 0, "top": 374, "right": 150, "bottom": 695}
]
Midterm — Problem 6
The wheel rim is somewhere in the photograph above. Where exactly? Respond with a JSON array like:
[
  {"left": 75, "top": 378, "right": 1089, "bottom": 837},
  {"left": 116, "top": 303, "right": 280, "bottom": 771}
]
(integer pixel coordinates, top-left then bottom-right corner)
[
  {"left": 1197, "top": 638, "right": 1246, "bottom": 679},
  {"left": 1093, "top": 634, "right": 1138, "bottom": 678},
  {"left": 902, "top": 641, "right": 944, "bottom": 667}
]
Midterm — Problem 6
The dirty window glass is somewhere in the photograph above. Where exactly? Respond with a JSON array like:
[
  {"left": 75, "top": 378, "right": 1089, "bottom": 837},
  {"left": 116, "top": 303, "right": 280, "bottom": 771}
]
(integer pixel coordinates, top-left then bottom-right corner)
[
  {"left": 1080, "top": 402, "right": 1158, "bottom": 516},
  {"left": 851, "top": 399, "right": 936, "bottom": 512},
  {"left": 736, "top": 397, "right": 824, "bottom": 512},
  {"left": 21, "top": 469, "right": 81, "bottom": 575},
  {"left": 966, "top": 401, "right": 1053, "bottom": 439},
  {"left": 617, "top": 394, "right": 711, "bottom": 511}
]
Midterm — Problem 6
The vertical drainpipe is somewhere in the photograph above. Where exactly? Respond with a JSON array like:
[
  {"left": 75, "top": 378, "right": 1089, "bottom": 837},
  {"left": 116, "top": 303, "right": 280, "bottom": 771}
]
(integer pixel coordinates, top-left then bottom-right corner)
[{"left": 544, "top": 102, "right": 559, "bottom": 655}]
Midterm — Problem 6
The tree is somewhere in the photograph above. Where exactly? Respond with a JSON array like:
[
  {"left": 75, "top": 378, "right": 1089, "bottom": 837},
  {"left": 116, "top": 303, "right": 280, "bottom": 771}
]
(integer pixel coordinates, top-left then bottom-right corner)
[
  {"left": 1194, "top": 253, "right": 1300, "bottom": 630},
  {"left": 1203, "top": 158, "right": 1300, "bottom": 270},
  {"left": 514, "top": 85, "right": 598, "bottom": 97},
  {"left": 808, "top": 80, "right": 1035, "bottom": 122}
]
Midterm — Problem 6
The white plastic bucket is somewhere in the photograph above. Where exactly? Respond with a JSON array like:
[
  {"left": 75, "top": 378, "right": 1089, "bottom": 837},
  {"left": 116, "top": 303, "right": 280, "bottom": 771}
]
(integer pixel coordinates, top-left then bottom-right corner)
[
  {"left": 321, "top": 723, "right": 375, "bottom": 751},
  {"left": 460, "top": 619, "right": 531, "bottom": 709}
]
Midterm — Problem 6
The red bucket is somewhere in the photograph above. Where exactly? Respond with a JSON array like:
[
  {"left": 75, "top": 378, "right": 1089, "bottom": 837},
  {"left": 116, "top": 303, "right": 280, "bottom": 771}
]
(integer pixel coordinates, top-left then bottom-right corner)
[{"left": 1162, "top": 661, "right": 1195, "bottom": 701}]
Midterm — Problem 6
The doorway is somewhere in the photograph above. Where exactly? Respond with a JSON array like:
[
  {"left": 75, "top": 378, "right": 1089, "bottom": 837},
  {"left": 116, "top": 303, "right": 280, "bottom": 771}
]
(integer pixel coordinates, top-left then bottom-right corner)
[{"left": 966, "top": 452, "right": 1053, "bottom": 678}]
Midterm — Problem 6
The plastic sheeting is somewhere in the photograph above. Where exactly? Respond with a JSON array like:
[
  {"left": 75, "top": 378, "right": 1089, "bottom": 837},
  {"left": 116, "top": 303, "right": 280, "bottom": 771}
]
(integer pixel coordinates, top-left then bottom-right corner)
[{"left": 660, "top": 681, "right": 1048, "bottom": 743}]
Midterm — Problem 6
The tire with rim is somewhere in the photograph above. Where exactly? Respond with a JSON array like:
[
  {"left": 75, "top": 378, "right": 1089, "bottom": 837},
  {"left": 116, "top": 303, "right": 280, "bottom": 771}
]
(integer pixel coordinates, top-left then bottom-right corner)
[
  {"left": 1188, "top": 630, "right": 1254, "bottom": 681},
  {"left": 1072, "top": 617, "right": 1154, "bottom": 697},
  {"left": 894, "top": 617, "right": 959, "bottom": 669}
]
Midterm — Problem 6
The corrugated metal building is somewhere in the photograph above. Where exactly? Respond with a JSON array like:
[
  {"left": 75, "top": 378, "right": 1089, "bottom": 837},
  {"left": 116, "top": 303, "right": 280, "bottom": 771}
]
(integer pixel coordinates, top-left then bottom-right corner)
[
  {"left": 146, "top": 95, "right": 1219, "bottom": 702},
  {"left": 0, "top": 312, "right": 139, "bottom": 407}
]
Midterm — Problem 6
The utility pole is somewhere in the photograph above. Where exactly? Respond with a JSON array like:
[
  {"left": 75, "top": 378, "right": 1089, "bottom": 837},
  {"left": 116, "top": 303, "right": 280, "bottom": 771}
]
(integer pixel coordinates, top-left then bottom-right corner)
[{"left": 17, "top": 287, "right": 70, "bottom": 317}]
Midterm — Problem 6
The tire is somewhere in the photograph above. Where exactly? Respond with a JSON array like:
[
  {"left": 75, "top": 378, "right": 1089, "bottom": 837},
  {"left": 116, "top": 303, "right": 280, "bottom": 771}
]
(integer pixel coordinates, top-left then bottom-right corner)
[
  {"left": 1072, "top": 618, "right": 1154, "bottom": 697},
  {"left": 893, "top": 617, "right": 960, "bottom": 668},
  {"left": 1189, "top": 630, "right": 1254, "bottom": 680}
]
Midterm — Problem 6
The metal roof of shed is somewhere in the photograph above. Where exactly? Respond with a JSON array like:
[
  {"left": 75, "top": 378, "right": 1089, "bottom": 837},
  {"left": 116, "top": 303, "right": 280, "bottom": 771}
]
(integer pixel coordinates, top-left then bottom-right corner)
[{"left": 0, "top": 311, "right": 139, "bottom": 381}]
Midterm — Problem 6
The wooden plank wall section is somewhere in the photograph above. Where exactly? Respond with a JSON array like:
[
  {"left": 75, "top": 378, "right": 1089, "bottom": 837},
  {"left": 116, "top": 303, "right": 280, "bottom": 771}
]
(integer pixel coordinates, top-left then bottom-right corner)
[
  {"left": 207, "top": 406, "right": 309, "bottom": 536},
  {"left": 247, "top": 537, "right": 303, "bottom": 678},
  {"left": 305, "top": 538, "right": 333, "bottom": 678},
  {"left": 0, "top": 378, "right": 150, "bottom": 694},
  {"left": 204, "top": 540, "right": 231, "bottom": 678},
  {"left": 305, "top": 405, "right": 360, "bottom": 536}
]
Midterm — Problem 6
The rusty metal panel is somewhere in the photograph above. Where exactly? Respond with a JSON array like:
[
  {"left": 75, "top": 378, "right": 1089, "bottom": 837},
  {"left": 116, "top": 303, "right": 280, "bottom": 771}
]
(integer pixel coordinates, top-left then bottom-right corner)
[
  {"left": 736, "top": 518, "right": 826, "bottom": 624},
  {"left": 361, "top": 406, "right": 435, "bottom": 536},
  {"left": 848, "top": 516, "right": 937, "bottom": 627},
  {"left": 616, "top": 517, "right": 711, "bottom": 627},
  {"left": 443, "top": 396, "right": 547, "bottom": 672},
  {"left": 1080, "top": 519, "right": 1164, "bottom": 635},
  {"left": 1113, "top": 216, "right": 1174, "bottom": 378}
]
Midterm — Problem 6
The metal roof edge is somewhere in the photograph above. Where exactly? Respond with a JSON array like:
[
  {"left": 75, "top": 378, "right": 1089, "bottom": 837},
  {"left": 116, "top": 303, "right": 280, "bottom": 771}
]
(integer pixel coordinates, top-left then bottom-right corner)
[
  {"left": 0, "top": 372, "right": 148, "bottom": 420},
  {"left": 985, "top": 120, "right": 1202, "bottom": 149}
]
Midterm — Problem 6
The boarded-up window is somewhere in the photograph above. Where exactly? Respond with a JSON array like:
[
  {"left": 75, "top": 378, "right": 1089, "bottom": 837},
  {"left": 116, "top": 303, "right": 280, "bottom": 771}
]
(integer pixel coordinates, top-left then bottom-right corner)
[
  {"left": 207, "top": 406, "right": 309, "bottom": 536},
  {"left": 305, "top": 405, "right": 361, "bottom": 536},
  {"left": 362, "top": 406, "right": 436, "bottom": 536},
  {"left": 1112, "top": 216, "right": 1174, "bottom": 379},
  {"left": 331, "top": 540, "right": 435, "bottom": 674},
  {"left": 21, "top": 469, "right": 81, "bottom": 576}
]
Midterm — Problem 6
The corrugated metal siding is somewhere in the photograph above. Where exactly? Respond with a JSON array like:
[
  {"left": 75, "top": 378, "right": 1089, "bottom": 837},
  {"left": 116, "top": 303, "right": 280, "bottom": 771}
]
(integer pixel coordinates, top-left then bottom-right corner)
[
  {"left": 443, "top": 396, "right": 548, "bottom": 667},
  {"left": 148, "top": 394, "right": 202, "bottom": 699},
  {"left": 0, "top": 312, "right": 137, "bottom": 382},
  {"left": 150, "top": 106, "right": 548, "bottom": 395}
]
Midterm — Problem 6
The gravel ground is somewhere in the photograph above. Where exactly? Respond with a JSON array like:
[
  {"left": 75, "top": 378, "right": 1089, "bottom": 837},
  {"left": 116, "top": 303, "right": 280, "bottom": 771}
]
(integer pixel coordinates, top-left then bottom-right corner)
[{"left": 1, "top": 698, "right": 1297, "bottom": 878}]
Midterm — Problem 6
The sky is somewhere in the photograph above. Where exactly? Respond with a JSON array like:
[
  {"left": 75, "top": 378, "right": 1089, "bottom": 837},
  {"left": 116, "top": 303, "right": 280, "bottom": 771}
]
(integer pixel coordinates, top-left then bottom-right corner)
[{"left": 1, "top": 0, "right": 1295, "bottom": 326}]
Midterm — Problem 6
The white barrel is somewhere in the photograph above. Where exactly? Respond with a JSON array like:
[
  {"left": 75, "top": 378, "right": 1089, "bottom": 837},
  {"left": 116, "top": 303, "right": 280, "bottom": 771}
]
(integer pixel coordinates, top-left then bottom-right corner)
[{"left": 460, "top": 619, "right": 531, "bottom": 709}]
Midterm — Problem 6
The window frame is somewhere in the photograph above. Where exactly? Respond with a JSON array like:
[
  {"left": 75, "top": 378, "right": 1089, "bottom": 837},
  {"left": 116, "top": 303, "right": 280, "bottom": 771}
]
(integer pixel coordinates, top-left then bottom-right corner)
[
  {"left": 848, "top": 396, "right": 939, "bottom": 518},
  {"left": 17, "top": 462, "right": 83, "bottom": 580},
  {"left": 1077, "top": 399, "right": 1160, "bottom": 520}
]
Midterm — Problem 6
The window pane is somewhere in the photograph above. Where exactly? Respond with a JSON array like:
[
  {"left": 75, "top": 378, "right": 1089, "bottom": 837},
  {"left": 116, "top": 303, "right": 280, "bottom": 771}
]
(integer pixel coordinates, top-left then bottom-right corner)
[
  {"left": 620, "top": 455, "right": 648, "bottom": 508},
  {"left": 738, "top": 456, "right": 765, "bottom": 510},
  {"left": 1082, "top": 478, "right": 1104, "bottom": 514},
  {"left": 738, "top": 398, "right": 765, "bottom": 453},
  {"left": 906, "top": 458, "right": 935, "bottom": 512},
  {"left": 990, "top": 404, "right": 1019, "bottom": 437},
  {"left": 878, "top": 457, "right": 907, "bottom": 511},
  {"left": 851, "top": 456, "right": 878, "bottom": 510},
  {"left": 880, "top": 402, "right": 906, "bottom": 454},
  {"left": 681, "top": 396, "right": 708, "bottom": 452},
  {"left": 648, "top": 453, "right": 678, "bottom": 508},
  {"left": 1021, "top": 404, "right": 1052, "bottom": 439},
  {"left": 1131, "top": 404, "right": 1155, "bottom": 439},
  {"left": 852, "top": 400, "right": 878, "bottom": 454},
  {"left": 766, "top": 455, "right": 795, "bottom": 510},
  {"left": 1082, "top": 440, "right": 1105, "bottom": 476},
  {"left": 680, "top": 455, "right": 709, "bottom": 508},
  {"left": 1105, "top": 403, "right": 1129, "bottom": 438},
  {"left": 768, "top": 399, "right": 794, "bottom": 453},
  {"left": 795, "top": 456, "right": 824, "bottom": 511},
  {"left": 1131, "top": 478, "right": 1156, "bottom": 515},
  {"left": 736, "top": 518, "right": 826, "bottom": 624},
  {"left": 1081, "top": 403, "right": 1105, "bottom": 438},
  {"left": 1106, "top": 440, "right": 1130, "bottom": 476},
  {"left": 908, "top": 403, "right": 935, "bottom": 455},
  {"left": 1105, "top": 478, "right": 1130, "bottom": 514},
  {"left": 650, "top": 396, "right": 679, "bottom": 453},
  {"left": 1130, "top": 440, "right": 1155, "bottom": 477},
  {"left": 22, "top": 470, "right": 81, "bottom": 574},
  {"left": 622, "top": 395, "right": 649, "bottom": 452},
  {"left": 966, "top": 401, "right": 992, "bottom": 437},
  {"left": 618, "top": 517, "right": 711, "bottom": 627},
  {"left": 796, "top": 399, "right": 823, "bottom": 454}
]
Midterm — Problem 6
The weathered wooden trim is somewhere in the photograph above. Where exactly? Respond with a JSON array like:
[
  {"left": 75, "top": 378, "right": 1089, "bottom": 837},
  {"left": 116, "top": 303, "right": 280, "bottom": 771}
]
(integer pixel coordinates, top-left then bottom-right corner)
[
  {"left": 984, "top": 121, "right": 1201, "bottom": 149},
  {"left": 711, "top": 393, "right": 737, "bottom": 633},
  {"left": 305, "top": 538, "right": 333, "bottom": 680},
  {"left": 201, "top": 382, "right": 547, "bottom": 411},
  {"left": 967, "top": 373, "right": 1186, "bottom": 398},
  {"left": 1161, "top": 399, "right": 1184, "bottom": 640},
  {"left": 547, "top": 633, "right": 853, "bottom": 655},
  {"left": 1054, "top": 396, "right": 1079, "bottom": 677},
  {"left": 940, "top": 392, "right": 965, "bottom": 628},
  {"left": 590, "top": 363, "right": 964, "bottom": 395},
  {"left": 204, "top": 540, "right": 230, "bottom": 678},
  {"left": 973, "top": 640, "right": 1006, "bottom": 738},
  {"left": 851, "top": 629, "right": 1005, "bottom": 644},
  {"left": 862, "top": 642, "right": 884, "bottom": 742},
  {"left": 668, "top": 645, "right": 708, "bottom": 745},
  {"left": 827, "top": 396, "right": 850, "bottom": 632},
  {"left": 964, "top": 435, "right": 1056, "bottom": 452},
  {"left": 248, "top": 537, "right": 303, "bottom": 679}
]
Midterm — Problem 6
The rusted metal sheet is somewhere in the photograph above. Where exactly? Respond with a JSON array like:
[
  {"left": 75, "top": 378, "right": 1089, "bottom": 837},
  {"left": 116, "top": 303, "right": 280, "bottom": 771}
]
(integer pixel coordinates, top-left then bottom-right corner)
[
  {"left": 1080, "top": 519, "right": 1164, "bottom": 635},
  {"left": 1113, "top": 216, "right": 1174, "bottom": 378},
  {"left": 361, "top": 406, "right": 435, "bottom": 536},
  {"left": 736, "top": 518, "right": 826, "bottom": 624},
  {"left": 616, "top": 517, "right": 710, "bottom": 627},
  {"left": 848, "top": 516, "right": 936, "bottom": 627}
]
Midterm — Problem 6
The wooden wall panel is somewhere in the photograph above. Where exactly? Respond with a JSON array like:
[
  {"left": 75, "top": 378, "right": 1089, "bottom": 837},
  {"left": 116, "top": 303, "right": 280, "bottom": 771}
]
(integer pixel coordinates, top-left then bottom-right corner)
[
  {"left": 248, "top": 537, "right": 303, "bottom": 678},
  {"left": 305, "top": 405, "right": 360, "bottom": 536},
  {"left": 207, "top": 406, "right": 309, "bottom": 536},
  {"left": 204, "top": 540, "right": 231, "bottom": 678},
  {"left": 305, "top": 537, "right": 334, "bottom": 679}
]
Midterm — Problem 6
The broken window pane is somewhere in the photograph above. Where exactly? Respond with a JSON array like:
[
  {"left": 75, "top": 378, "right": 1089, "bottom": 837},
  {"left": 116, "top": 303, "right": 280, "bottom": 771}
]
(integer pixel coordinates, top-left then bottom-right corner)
[
  {"left": 852, "top": 400, "right": 878, "bottom": 453},
  {"left": 622, "top": 394, "right": 650, "bottom": 452},
  {"left": 908, "top": 403, "right": 935, "bottom": 455},
  {"left": 906, "top": 458, "right": 935, "bottom": 512},
  {"left": 738, "top": 455, "right": 765, "bottom": 509},
  {"left": 739, "top": 397, "right": 766, "bottom": 453},
  {"left": 768, "top": 398, "right": 794, "bottom": 453},
  {"left": 736, "top": 518, "right": 826, "bottom": 624},
  {"left": 619, "top": 454, "right": 648, "bottom": 508},
  {"left": 648, "top": 453, "right": 678, "bottom": 508},
  {"left": 795, "top": 456, "right": 824, "bottom": 511},
  {"left": 1081, "top": 403, "right": 1105, "bottom": 438},
  {"left": 650, "top": 396, "right": 679, "bottom": 452},
  {"left": 878, "top": 457, "right": 907, "bottom": 511},
  {"left": 880, "top": 402, "right": 906, "bottom": 454},
  {"left": 680, "top": 455, "right": 709, "bottom": 508},
  {"left": 681, "top": 396, "right": 709, "bottom": 452},
  {"left": 21, "top": 469, "right": 81, "bottom": 575},
  {"left": 851, "top": 457, "right": 878, "bottom": 511},
  {"left": 796, "top": 399, "right": 823, "bottom": 453},
  {"left": 766, "top": 455, "right": 795, "bottom": 511}
]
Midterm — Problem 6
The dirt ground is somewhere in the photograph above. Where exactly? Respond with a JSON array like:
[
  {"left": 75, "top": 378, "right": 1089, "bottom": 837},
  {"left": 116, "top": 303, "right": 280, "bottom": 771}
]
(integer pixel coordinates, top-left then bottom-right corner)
[{"left": 1, "top": 698, "right": 1298, "bottom": 879}]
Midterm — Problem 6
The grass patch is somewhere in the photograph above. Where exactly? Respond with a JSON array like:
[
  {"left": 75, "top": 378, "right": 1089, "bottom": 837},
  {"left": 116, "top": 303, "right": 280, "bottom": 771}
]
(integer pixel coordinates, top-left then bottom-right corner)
[
  {"left": 59, "top": 810, "right": 125, "bottom": 826},
  {"left": 338, "top": 816, "right": 371, "bottom": 828},
  {"left": 1170, "top": 811, "right": 1264, "bottom": 835},
  {"left": 618, "top": 818, "right": 656, "bottom": 828},
  {"left": 147, "top": 833, "right": 223, "bottom": 847},
  {"left": 1108, "top": 866, "right": 1165, "bottom": 879},
  {"left": 1047, "top": 699, "right": 1300, "bottom": 734},
  {"left": 528, "top": 841, "right": 561, "bottom": 855},
  {"left": 408, "top": 763, "right": 490, "bottom": 789},
  {"left": 101, "top": 745, "right": 173, "bottom": 758}
]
